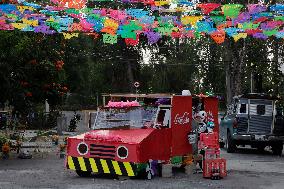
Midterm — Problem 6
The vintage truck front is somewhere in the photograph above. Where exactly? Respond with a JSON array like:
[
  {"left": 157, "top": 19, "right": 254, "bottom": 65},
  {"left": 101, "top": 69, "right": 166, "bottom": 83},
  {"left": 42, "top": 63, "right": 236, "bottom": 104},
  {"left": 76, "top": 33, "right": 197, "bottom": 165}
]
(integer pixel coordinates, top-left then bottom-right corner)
[
  {"left": 65, "top": 95, "right": 206, "bottom": 178},
  {"left": 66, "top": 128, "right": 171, "bottom": 177}
]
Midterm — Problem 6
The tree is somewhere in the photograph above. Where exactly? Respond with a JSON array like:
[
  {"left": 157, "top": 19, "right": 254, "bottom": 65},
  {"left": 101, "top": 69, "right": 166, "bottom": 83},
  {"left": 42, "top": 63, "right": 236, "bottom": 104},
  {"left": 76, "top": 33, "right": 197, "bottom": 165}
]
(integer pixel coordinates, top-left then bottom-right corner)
[{"left": 0, "top": 31, "right": 67, "bottom": 112}]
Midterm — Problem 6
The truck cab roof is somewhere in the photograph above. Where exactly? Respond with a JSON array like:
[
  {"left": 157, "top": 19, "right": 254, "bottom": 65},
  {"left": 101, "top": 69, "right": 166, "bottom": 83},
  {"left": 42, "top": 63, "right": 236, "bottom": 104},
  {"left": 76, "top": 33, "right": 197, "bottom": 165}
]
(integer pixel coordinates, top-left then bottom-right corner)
[{"left": 234, "top": 93, "right": 280, "bottom": 100}]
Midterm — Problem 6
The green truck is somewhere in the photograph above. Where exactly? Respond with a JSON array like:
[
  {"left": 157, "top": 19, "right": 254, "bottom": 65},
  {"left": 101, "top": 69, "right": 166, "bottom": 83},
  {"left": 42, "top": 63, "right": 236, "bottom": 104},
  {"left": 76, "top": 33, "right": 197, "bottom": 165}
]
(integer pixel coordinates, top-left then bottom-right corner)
[{"left": 219, "top": 93, "right": 284, "bottom": 155}]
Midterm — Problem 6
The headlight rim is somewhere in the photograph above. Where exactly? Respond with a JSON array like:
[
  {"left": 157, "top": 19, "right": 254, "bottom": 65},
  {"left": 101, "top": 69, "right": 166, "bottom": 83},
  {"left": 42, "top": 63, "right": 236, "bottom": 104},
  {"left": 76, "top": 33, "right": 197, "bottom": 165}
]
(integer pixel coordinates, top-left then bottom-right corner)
[
  {"left": 77, "top": 142, "right": 89, "bottom": 156},
  {"left": 117, "top": 145, "right": 128, "bottom": 159}
]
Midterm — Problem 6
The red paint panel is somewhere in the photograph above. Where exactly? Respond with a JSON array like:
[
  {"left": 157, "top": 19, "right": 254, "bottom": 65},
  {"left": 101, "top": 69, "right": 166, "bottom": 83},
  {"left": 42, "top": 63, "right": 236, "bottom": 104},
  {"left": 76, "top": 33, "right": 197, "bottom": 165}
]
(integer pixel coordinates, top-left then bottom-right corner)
[
  {"left": 66, "top": 128, "right": 171, "bottom": 163},
  {"left": 171, "top": 95, "right": 192, "bottom": 156},
  {"left": 138, "top": 129, "right": 171, "bottom": 162},
  {"left": 204, "top": 97, "right": 219, "bottom": 135},
  {"left": 66, "top": 136, "right": 140, "bottom": 162}
]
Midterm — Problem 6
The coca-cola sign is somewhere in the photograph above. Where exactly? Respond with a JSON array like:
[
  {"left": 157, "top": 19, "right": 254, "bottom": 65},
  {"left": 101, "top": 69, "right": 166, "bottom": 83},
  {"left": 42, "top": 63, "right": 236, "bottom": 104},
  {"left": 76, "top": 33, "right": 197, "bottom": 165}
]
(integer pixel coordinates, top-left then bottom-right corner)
[{"left": 174, "top": 112, "right": 190, "bottom": 125}]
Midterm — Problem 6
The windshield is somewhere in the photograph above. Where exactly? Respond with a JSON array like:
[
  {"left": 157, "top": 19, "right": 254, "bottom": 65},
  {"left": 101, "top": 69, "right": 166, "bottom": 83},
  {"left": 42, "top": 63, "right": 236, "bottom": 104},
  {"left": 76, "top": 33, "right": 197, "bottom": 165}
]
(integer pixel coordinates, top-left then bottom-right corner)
[{"left": 93, "top": 106, "right": 157, "bottom": 129}]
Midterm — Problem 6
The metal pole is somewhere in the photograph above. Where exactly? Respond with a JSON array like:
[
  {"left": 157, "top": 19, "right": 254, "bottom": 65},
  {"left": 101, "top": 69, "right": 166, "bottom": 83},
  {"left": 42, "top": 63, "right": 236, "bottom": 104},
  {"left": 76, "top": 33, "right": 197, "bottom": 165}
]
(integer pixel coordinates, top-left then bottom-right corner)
[
  {"left": 250, "top": 62, "right": 254, "bottom": 93},
  {"left": 136, "top": 88, "right": 138, "bottom": 101},
  {"left": 96, "top": 92, "right": 99, "bottom": 107},
  {"left": 250, "top": 71, "right": 253, "bottom": 93}
]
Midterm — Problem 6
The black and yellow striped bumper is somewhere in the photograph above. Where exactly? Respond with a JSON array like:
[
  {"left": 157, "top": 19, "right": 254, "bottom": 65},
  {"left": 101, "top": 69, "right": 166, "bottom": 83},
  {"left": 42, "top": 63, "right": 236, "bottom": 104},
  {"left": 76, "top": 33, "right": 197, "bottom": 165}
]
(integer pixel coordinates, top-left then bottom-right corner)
[{"left": 67, "top": 156, "right": 137, "bottom": 177}]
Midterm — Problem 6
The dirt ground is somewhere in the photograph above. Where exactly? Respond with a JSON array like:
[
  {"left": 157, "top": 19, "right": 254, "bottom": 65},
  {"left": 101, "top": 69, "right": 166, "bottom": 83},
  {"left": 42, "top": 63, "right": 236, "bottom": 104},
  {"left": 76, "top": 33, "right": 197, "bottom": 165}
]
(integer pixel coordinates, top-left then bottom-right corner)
[{"left": 0, "top": 147, "right": 284, "bottom": 189}]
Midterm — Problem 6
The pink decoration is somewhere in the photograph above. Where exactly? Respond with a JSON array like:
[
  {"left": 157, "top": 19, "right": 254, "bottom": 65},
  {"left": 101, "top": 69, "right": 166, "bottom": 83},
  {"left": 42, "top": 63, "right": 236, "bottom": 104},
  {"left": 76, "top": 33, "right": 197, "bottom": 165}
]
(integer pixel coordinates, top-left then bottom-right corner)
[
  {"left": 80, "top": 19, "right": 94, "bottom": 32},
  {"left": 110, "top": 9, "right": 128, "bottom": 21},
  {"left": 106, "top": 100, "right": 140, "bottom": 108},
  {"left": 247, "top": 4, "right": 266, "bottom": 14},
  {"left": 84, "top": 132, "right": 122, "bottom": 142},
  {"left": 0, "top": 23, "right": 13, "bottom": 30},
  {"left": 246, "top": 28, "right": 262, "bottom": 35}
]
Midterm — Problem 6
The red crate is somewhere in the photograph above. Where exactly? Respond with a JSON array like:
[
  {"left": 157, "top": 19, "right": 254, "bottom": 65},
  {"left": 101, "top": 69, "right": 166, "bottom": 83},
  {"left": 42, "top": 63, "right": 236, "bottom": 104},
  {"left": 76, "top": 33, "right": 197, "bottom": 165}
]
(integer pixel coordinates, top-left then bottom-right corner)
[
  {"left": 203, "top": 158, "right": 227, "bottom": 179},
  {"left": 204, "top": 148, "right": 220, "bottom": 160},
  {"left": 199, "top": 132, "right": 219, "bottom": 149}
]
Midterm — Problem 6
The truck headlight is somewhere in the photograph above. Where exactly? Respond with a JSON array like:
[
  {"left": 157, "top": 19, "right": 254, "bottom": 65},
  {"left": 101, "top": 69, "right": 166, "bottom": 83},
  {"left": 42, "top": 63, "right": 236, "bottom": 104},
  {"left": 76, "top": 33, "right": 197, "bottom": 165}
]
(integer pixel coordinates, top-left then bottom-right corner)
[
  {"left": 77, "top": 142, "right": 88, "bottom": 155},
  {"left": 117, "top": 146, "right": 128, "bottom": 159}
]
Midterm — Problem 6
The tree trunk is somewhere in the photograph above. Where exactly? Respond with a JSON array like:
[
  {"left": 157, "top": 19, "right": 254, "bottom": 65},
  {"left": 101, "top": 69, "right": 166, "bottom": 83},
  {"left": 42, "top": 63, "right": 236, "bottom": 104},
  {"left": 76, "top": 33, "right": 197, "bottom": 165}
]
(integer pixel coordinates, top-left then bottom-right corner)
[
  {"left": 223, "top": 40, "right": 246, "bottom": 105},
  {"left": 271, "top": 39, "right": 280, "bottom": 95},
  {"left": 127, "top": 60, "right": 135, "bottom": 93}
]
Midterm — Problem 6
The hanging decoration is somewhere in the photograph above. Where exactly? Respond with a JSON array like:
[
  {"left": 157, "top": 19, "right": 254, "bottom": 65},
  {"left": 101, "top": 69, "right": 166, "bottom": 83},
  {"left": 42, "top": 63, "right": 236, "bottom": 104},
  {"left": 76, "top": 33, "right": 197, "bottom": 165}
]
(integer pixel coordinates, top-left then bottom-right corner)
[
  {"left": 0, "top": 1, "right": 284, "bottom": 45},
  {"left": 210, "top": 30, "right": 225, "bottom": 44},
  {"left": 197, "top": 3, "right": 221, "bottom": 15}
]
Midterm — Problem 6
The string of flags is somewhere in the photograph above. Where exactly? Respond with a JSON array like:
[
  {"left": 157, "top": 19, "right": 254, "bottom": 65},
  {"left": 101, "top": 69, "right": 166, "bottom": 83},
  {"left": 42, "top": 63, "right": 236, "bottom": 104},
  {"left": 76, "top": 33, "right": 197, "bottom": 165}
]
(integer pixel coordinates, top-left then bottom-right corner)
[{"left": 1, "top": 1, "right": 284, "bottom": 45}]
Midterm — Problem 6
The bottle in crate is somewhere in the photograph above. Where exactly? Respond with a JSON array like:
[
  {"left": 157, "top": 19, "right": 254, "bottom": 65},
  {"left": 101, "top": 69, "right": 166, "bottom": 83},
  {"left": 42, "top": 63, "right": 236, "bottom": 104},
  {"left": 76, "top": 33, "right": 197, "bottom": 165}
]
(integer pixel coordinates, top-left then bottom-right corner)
[
  {"left": 204, "top": 148, "right": 220, "bottom": 159},
  {"left": 203, "top": 158, "right": 227, "bottom": 179}
]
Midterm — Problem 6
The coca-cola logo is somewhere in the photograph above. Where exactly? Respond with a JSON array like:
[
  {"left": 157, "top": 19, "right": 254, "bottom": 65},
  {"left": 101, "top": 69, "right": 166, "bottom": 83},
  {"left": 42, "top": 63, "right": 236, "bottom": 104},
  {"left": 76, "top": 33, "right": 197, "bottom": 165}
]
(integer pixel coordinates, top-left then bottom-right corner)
[{"left": 174, "top": 112, "right": 190, "bottom": 125}]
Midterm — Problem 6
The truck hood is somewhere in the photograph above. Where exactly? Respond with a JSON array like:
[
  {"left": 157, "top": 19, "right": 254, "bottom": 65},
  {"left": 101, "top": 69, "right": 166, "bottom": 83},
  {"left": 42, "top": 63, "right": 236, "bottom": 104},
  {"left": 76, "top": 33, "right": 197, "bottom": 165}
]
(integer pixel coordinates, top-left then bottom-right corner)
[{"left": 70, "top": 128, "right": 156, "bottom": 144}]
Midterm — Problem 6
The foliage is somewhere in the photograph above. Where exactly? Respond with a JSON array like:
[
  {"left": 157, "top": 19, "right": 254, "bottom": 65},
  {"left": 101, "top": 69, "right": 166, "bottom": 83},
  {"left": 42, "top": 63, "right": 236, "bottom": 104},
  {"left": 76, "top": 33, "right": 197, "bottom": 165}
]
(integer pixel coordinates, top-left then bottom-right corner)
[
  {"left": 0, "top": 1, "right": 284, "bottom": 110},
  {"left": 68, "top": 112, "right": 81, "bottom": 132},
  {"left": 0, "top": 134, "right": 8, "bottom": 151},
  {"left": 27, "top": 111, "right": 61, "bottom": 130},
  {"left": 0, "top": 31, "right": 68, "bottom": 114}
]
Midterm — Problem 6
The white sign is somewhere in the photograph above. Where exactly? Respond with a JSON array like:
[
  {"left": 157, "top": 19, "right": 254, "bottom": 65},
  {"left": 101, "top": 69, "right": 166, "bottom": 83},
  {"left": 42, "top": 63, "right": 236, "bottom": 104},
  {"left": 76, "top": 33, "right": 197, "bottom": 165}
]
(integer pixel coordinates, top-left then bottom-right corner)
[
  {"left": 174, "top": 112, "right": 190, "bottom": 125},
  {"left": 134, "top": 82, "right": 140, "bottom": 88}
]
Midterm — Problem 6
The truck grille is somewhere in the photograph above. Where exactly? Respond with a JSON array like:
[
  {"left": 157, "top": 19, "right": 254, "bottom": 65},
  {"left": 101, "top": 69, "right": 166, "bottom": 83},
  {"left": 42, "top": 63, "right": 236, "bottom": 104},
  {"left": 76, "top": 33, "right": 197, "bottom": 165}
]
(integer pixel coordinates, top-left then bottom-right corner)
[
  {"left": 249, "top": 115, "right": 272, "bottom": 134},
  {"left": 237, "top": 117, "right": 248, "bottom": 133},
  {"left": 248, "top": 100, "right": 273, "bottom": 134},
  {"left": 90, "top": 144, "right": 116, "bottom": 160}
]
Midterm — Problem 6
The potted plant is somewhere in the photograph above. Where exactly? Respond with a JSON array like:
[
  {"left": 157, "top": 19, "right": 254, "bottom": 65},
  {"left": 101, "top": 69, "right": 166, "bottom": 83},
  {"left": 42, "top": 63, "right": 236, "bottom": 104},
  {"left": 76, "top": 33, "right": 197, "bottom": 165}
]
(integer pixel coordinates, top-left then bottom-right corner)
[
  {"left": 0, "top": 134, "right": 8, "bottom": 150},
  {"left": 59, "top": 143, "right": 66, "bottom": 158},
  {"left": 2, "top": 142, "right": 10, "bottom": 159},
  {"left": 52, "top": 135, "right": 59, "bottom": 145}
]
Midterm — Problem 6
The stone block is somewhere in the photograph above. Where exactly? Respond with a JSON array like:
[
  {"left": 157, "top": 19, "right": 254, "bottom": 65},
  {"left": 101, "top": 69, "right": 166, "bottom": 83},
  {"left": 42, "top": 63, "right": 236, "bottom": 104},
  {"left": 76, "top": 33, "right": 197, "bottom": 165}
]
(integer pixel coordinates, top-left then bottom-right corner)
[
  {"left": 162, "top": 164, "right": 173, "bottom": 178},
  {"left": 185, "top": 164, "right": 195, "bottom": 175}
]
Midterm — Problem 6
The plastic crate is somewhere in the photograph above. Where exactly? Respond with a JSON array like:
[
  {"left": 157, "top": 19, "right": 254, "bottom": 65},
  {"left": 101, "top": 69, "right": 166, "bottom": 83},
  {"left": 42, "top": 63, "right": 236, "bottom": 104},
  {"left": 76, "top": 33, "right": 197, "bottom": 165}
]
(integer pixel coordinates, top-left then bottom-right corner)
[
  {"left": 198, "top": 132, "right": 219, "bottom": 149},
  {"left": 203, "top": 158, "right": 227, "bottom": 179},
  {"left": 204, "top": 148, "right": 220, "bottom": 160}
]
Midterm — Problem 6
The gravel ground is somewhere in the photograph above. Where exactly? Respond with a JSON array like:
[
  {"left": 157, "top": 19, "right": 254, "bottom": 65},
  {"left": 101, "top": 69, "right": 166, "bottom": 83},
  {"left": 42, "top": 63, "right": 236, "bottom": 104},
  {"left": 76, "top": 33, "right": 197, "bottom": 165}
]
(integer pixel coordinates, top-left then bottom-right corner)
[{"left": 0, "top": 147, "right": 284, "bottom": 189}]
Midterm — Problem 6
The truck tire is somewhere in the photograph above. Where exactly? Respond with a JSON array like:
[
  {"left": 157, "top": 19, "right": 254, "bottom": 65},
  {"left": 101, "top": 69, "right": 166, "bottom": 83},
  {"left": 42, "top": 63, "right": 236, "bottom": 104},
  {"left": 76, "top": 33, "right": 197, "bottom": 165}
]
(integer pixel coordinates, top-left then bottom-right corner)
[
  {"left": 256, "top": 145, "right": 266, "bottom": 153},
  {"left": 219, "top": 142, "right": 225, "bottom": 148},
  {"left": 272, "top": 142, "right": 283, "bottom": 156},
  {"left": 226, "top": 131, "right": 236, "bottom": 153},
  {"left": 76, "top": 170, "right": 91, "bottom": 177}
]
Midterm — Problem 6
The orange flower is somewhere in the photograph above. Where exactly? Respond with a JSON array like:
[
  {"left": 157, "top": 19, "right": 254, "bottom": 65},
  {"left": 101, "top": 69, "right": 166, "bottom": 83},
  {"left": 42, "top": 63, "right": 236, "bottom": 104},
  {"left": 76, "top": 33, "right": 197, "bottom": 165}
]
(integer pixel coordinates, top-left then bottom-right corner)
[
  {"left": 29, "top": 59, "right": 37, "bottom": 65},
  {"left": 54, "top": 60, "right": 64, "bottom": 71},
  {"left": 2, "top": 143, "right": 10, "bottom": 153},
  {"left": 25, "top": 92, "right": 32, "bottom": 97},
  {"left": 62, "top": 86, "right": 68, "bottom": 92}
]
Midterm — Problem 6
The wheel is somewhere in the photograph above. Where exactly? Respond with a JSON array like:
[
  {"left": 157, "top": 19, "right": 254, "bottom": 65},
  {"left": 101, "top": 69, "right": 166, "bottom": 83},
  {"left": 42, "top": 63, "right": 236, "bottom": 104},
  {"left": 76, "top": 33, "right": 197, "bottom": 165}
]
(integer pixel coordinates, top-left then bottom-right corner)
[
  {"left": 256, "top": 145, "right": 266, "bottom": 153},
  {"left": 226, "top": 131, "right": 236, "bottom": 153},
  {"left": 76, "top": 170, "right": 91, "bottom": 177},
  {"left": 272, "top": 142, "right": 283, "bottom": 156}
]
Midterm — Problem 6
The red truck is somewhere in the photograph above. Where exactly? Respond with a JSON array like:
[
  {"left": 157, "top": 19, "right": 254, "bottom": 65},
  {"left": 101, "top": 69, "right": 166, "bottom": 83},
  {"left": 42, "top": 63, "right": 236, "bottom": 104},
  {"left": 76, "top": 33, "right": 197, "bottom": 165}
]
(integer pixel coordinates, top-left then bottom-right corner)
[{"left": 65, "top": 94, "right": 219, "bottom": 179}]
